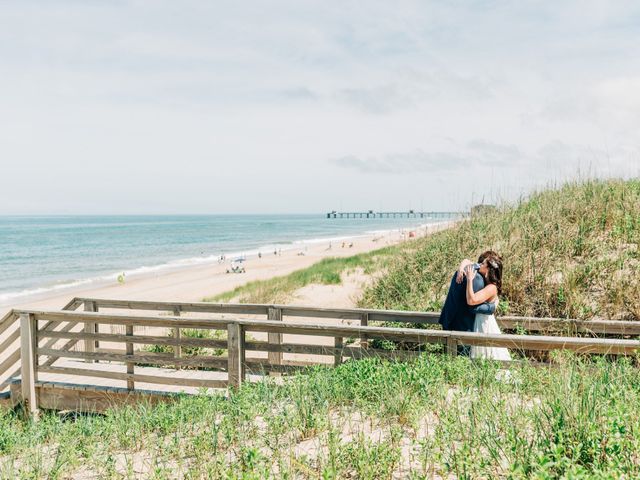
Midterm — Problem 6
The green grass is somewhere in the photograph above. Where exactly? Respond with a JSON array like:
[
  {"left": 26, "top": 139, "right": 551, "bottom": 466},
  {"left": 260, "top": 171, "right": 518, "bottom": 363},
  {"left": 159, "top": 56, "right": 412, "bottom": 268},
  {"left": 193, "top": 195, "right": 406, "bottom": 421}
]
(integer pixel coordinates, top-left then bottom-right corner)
[
  {"left": 3, "top": 354, "right": 640, "bottom": 478},
  {"left": 204, "top": 245, "right": 403, "bottom": 304},
  {"left": 146, "top": 328, "right": 226, "bottom": 357},
  {"left": 361, "top": 178, "right": 640, "bottom": 320}
]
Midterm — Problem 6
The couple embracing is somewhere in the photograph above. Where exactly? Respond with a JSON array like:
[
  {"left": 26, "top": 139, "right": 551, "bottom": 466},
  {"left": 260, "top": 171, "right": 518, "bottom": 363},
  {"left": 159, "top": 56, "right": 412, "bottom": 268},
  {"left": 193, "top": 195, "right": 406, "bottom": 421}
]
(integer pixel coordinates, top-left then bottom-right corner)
[{"left": 439, "top": 250, "right": 510, "bottom": 360}]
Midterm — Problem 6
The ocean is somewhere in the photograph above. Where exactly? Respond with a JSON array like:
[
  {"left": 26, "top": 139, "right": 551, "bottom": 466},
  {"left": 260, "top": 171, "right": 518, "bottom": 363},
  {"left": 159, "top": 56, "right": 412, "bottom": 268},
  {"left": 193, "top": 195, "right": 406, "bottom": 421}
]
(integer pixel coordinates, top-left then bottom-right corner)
[{"left": 0, "top": 214, "right": 450, "bottom": 306}]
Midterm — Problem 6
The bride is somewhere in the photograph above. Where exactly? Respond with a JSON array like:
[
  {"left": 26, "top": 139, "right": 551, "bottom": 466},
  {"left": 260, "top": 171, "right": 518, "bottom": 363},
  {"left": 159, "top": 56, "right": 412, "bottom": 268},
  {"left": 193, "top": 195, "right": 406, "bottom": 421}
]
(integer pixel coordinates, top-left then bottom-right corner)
[{"left": 463, "top": 253, "right": 511, "bottom": 361}]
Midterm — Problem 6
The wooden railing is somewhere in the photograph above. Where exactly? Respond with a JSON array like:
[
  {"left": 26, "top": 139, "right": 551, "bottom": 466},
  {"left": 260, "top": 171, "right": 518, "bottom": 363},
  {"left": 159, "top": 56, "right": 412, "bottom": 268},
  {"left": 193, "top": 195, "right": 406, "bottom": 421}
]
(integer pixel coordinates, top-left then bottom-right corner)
[
  {"left": 5, "top": 306, "right": 640, "bottom": 416},
  {"left": 3, "top": 296, "right": 636, "bottom": 391},
  {"left": 0, "top": 298, "right": 82, "bottom": 396},
  {"left": 0, "top": 298, "right": 640, "bottom": 392},
  {"left": 28, "top": 297, "right": 639, "bottom": 387},
  {"left": 1, "top": 297, "right": 640, "bottom": 415},
  {"left": 73, "top": 297, "right": 640, "bottom": 336}
]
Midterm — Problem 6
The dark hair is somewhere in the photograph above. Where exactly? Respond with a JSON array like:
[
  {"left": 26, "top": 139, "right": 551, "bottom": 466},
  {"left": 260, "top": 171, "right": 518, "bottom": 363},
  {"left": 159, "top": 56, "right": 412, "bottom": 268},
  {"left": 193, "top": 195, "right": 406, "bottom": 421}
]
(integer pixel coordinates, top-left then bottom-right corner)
[{"left": 478, "top": 250, "right": 502, "bottom": 295}]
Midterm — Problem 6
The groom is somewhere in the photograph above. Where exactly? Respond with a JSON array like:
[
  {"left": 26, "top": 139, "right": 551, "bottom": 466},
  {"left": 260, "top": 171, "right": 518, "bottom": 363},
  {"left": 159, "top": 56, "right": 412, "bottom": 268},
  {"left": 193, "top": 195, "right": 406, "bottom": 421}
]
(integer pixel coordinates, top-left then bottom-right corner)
[{"left": 439, "top": 252, "right": 496, "bottom": 354}]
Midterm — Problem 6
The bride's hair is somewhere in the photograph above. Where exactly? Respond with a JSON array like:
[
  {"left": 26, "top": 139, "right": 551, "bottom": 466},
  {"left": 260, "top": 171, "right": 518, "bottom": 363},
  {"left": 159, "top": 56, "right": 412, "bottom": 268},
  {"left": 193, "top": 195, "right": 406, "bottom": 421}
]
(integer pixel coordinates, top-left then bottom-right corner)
[{"left": 478, "top": 250, "right": 503, "bottom": 295}]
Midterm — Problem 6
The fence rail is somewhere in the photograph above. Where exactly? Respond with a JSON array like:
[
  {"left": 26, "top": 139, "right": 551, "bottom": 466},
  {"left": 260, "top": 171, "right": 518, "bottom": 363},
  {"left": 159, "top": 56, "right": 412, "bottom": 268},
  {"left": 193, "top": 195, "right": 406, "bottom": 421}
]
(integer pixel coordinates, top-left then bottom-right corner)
[
  {"left": 1, "top": 297, "right": 640, "bottom": 415},
  {"left": 4, "top": 306, "right": 640, "bottom": 415},
  {"left": 73, "top": 297, "right": 640, "bottom": 335},
  {"left": 0, "top": 297, "right": 82, "bottom": 395}
]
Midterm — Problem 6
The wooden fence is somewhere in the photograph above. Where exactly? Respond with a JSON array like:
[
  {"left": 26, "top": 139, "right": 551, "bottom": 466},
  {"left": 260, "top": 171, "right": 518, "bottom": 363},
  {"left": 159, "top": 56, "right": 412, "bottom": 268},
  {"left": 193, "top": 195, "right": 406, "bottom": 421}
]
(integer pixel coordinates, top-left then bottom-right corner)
[
  {"left": 67, "top": 297, "right": 640, "bottom": 336},
  {"left": 1, "top": 298, "right": 640, "bottom": 415}
]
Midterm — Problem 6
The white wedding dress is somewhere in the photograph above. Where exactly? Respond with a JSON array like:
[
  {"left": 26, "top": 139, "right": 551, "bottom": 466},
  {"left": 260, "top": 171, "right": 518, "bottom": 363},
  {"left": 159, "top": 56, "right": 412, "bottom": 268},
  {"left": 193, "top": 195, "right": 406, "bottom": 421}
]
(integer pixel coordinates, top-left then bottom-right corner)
[{"left": 470, "top": 300, "right": 511, "bottom": 361}]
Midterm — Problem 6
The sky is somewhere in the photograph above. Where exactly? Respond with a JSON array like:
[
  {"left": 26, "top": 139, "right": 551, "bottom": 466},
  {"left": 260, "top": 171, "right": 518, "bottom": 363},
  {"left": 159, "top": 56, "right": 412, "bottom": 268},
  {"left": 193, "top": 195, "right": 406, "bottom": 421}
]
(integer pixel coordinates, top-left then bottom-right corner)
[{"left": 0, "top": 0, "right": 639, "bottom": 214}]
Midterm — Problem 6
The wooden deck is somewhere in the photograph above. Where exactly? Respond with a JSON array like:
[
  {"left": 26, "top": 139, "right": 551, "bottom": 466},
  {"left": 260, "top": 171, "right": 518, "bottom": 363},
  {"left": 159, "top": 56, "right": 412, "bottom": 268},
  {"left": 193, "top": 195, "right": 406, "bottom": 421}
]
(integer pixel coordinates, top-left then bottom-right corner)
[{"left": 1, "top": 297, "right": 639, "bottom": 414}]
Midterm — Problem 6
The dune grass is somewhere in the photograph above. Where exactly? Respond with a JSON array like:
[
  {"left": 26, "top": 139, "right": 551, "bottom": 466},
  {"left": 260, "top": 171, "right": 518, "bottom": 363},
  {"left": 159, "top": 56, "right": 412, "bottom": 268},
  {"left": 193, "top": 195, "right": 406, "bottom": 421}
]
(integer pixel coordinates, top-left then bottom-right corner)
[
  {"left": 2, "top": 354, "right": 640, "bottom": 478},
  {"left": 207, "top": 179, "right": 639, "bottom": 320},
  {"left": 204, "top": 245, "right": 402, "bottom": 304},
  {"left": 361, "top": 178, "right": 640, "bottom": 320}
]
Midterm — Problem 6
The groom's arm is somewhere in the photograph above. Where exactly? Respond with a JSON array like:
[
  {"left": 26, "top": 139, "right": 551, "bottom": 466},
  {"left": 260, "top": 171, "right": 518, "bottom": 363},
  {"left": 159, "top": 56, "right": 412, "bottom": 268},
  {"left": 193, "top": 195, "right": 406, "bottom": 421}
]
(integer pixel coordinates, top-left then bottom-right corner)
[
  {"left": 468, "top": 273, "right": 496, "bottom": 315},
  {"left": 470, "top": 302, "right": 496, "bottom": 315}
]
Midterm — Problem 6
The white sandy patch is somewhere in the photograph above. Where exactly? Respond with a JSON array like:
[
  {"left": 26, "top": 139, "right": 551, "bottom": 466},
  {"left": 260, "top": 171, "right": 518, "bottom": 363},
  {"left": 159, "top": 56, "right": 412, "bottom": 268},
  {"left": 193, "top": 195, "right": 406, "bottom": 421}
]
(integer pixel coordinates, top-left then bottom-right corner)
[{"left": 290, "top": 268, "right": 371, "bottom": 309}]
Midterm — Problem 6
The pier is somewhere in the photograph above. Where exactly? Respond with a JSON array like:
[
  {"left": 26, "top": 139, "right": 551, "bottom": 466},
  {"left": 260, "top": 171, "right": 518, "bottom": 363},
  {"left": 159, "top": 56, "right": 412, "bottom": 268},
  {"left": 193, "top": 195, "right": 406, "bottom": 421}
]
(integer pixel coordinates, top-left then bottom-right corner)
[{"left": 326, "top": 210, "right": 467, "bottom": 219}]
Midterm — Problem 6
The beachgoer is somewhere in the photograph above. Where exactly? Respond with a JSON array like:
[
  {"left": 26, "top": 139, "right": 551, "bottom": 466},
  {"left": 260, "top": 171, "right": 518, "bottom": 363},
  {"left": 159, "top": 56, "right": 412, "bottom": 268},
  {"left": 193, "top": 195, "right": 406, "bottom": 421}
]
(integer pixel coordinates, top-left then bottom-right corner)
[
  {"left": 439, "top": 251, "right": 498, "bottom": 356},
  {"left": 463, "top": 252, "right": 510, "bottom": 361}
]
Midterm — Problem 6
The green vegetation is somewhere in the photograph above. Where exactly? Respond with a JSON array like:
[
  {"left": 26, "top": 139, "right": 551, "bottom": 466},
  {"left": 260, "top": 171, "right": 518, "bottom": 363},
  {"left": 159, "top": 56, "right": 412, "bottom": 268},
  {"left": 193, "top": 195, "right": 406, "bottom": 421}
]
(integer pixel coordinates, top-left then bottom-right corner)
[
  {"left": 3, "top": 354, "right": 640, "bottom": 478},
  {"left": 146, "top": 328, "right": 226, "bottom": 357},
  {"left": 208, "top": 179, "right": 639, "bottom": 320},
  {"left": 205, "top": 245, "right": 402, "bottom": 304},
  {"left": 362, "top": 179, "right": 640, "bottom": 320}
]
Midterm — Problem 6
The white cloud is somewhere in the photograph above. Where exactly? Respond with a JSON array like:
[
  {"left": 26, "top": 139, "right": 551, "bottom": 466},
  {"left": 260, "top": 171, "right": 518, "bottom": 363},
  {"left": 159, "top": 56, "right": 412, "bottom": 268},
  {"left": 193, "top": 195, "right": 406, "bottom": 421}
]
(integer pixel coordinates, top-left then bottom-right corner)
[
  {"left": 331, "top": 150, "right": 469, "bottom": 173},
  {"left": 0, "top": 0, "right": 639, "bottom": 213},
  {"left": 331, "top": 139, "right": 526, "bottom": 174}
]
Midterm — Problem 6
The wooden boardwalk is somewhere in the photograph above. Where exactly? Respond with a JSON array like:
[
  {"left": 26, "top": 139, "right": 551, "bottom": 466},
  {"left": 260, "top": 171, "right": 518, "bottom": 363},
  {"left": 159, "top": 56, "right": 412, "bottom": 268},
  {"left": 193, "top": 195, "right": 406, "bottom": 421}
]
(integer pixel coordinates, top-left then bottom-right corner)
[
  {"left": 35, "top": 358, "right": 230, "bottom": 394},
  {"left": 2, "top": 297, "right": 640, "bottom": 414}
]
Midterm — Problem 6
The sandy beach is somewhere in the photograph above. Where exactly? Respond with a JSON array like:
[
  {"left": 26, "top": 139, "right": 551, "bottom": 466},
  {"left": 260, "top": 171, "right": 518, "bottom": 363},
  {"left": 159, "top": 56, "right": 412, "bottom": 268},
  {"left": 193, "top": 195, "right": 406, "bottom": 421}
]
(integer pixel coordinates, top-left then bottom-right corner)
[
  {"left": 2, "top": 221, "right": 455, "bottom": 317},
  {"left": 0, "top": 220, "right": 456, "bottom": 400}
]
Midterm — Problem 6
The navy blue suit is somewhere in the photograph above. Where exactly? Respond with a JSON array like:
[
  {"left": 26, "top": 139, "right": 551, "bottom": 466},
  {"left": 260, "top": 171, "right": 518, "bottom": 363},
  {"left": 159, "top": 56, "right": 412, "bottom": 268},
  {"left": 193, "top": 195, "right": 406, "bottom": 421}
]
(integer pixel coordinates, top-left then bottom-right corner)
[{"left": 439, "top": 272, "right": 495, "bottom": 332}]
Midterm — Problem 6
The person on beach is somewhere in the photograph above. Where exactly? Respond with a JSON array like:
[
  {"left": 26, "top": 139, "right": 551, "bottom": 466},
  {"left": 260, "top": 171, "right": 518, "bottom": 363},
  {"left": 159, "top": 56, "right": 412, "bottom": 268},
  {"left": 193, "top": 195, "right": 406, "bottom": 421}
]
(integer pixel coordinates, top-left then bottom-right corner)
[
  {"left": 463, "top": 252, "right": 510, "bottom": 360},
  {"left": 439, "top": 251, "right": 499, "bottom": 355}
]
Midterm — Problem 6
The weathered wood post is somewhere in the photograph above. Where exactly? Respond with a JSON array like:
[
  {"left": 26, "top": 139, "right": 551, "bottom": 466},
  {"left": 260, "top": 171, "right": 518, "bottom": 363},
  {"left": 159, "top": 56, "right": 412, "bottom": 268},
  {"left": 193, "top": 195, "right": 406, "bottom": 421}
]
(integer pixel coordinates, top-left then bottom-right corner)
[
  {"left": 267, "top": 307, "right": 282, "bottom": 374},
  {"left": 84, "top": 300, "right": 97, "bottom": 362},
  {"left": 334, "top": 336, "right": 343, "bottom": 367},
  {"left": 360, "top": 312, "right": 369, "bottom": 349},
  {"left": 446, "top": 336, "right": 458, "bottom": 357},
  {"left": 126, "top": 325, "right": 134, "bottom": 390},
  {"left": 227, "top": 322, "right": 244, "bottom": 388},
  {"left": 172, "top": 306, "right": 181, "bottom": 369},
  {"left": 19, "top": 313, "right": 38, "bottom": 418}
]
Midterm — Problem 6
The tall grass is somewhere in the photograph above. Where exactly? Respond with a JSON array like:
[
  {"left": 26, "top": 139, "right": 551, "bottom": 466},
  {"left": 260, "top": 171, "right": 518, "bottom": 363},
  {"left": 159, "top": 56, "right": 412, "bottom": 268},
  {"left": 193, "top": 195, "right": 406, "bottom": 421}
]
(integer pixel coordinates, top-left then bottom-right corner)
[
  {"left": 361, "top": 179, "right": 640, "bottom": 320},
  {"left": 2, "top": 355, "right": 640, "bottom": 478},
  {"left": 207, "top": 179, "right": 639, "bottom": 319}
]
